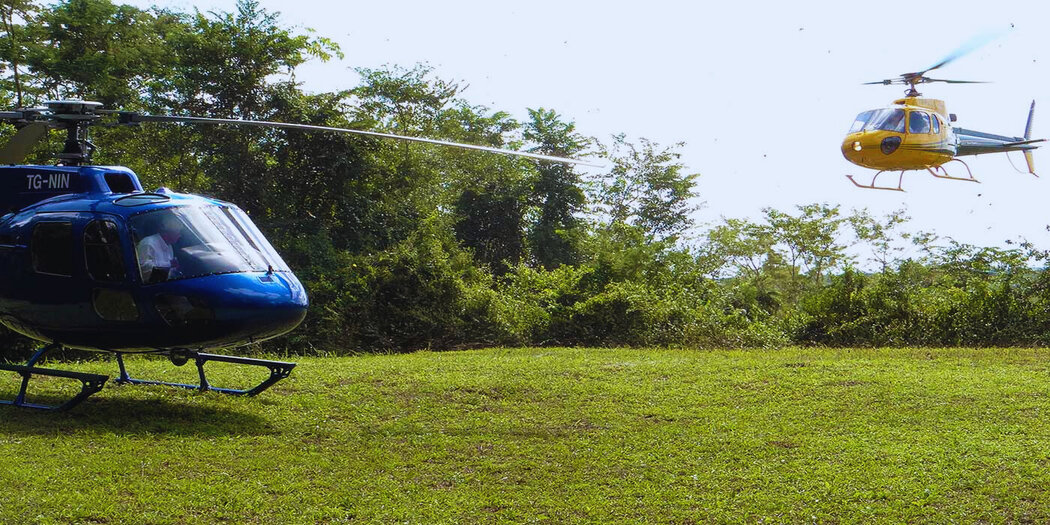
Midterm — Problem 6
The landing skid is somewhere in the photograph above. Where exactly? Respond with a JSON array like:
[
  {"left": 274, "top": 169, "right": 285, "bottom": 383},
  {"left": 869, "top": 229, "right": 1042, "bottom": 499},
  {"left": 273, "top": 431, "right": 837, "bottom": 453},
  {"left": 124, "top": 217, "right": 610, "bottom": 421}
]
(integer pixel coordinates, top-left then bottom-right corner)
[
  {"left": 0, "top": 344, "right": 108, "bottom": 411},
  {"left": 847, "top": 160, "right": 980, "bottom": 192},
  {"left": 0, "top": 344, "right": 296, "bottom": 411},
  {"left": 927, "top": 158, "right": 979, "bottom": 183},
  {"left": 115, "top": 350, "right": 295, "bottom": 397},
  {"left": 846, "top": 171, "right": 905, "bottom": 192}
]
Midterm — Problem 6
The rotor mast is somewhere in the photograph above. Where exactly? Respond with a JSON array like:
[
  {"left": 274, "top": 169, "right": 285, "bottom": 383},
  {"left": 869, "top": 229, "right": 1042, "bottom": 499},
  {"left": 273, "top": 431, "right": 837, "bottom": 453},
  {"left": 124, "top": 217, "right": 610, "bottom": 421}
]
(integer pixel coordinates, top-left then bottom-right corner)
[{"left": 903, "top": 75, "right": 923, "bottom": 98}]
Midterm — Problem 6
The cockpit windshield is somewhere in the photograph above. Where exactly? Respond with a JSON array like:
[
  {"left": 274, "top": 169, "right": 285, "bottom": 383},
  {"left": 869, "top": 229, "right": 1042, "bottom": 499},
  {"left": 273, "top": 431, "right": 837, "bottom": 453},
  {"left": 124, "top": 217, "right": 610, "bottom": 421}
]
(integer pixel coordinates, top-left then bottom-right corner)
[
  {"left": 848, "top": 108, "right": 906, "bottom": 133},
  {"left": 130, "top": 205, "right": 290, "bottom": 284},
  {"left": 848, "top": 110, "right": 875, "bottom": 133}
]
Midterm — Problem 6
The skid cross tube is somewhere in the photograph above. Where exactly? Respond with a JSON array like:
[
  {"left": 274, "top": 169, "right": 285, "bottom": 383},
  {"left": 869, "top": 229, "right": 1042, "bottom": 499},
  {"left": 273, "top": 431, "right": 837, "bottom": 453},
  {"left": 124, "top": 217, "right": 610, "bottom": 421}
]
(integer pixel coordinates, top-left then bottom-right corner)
[
  {"left": 114, "top": 350, "right": 295, "bottom": 397},
  {"left": 0, "top": 344, "right": 109, "bottom": 411}
]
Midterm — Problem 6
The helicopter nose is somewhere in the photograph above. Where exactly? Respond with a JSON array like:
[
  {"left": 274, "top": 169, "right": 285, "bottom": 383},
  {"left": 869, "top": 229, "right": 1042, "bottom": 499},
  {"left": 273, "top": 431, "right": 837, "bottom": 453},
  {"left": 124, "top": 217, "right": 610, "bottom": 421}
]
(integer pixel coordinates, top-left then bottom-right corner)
[
  {"left": 241, "top": 272, "right": 309, "bottom": 340},
  {"left": 842, "top": 135, "right": 864, "bottom": 162},
  {"left": 159, "top": 272, "right": 309, "bottom": 344}
]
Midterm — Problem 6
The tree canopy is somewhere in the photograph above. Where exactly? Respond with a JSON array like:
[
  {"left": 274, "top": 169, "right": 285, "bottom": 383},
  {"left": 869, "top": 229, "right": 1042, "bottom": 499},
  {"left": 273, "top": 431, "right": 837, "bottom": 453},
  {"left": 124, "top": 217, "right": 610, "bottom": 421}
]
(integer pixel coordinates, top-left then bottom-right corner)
[{"left": 0, "top": 0, "right": 1044, "bottom": 355}]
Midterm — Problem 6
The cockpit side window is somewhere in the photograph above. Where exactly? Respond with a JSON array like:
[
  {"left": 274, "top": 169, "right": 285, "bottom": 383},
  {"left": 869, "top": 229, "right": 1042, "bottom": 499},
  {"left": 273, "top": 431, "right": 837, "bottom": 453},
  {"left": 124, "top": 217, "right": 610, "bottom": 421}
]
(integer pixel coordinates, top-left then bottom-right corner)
[
  {"left": 84, "top": 219, "right": 126, "bottom": 282},
  {"left": 31, "top": 221, "right": 73, "bottom": 277},
  {"left": 909, "top": 111, "right": 932, "bottom": 134},
  {"left": 931, "top": 114, "right": 941, "bottom": 134}
]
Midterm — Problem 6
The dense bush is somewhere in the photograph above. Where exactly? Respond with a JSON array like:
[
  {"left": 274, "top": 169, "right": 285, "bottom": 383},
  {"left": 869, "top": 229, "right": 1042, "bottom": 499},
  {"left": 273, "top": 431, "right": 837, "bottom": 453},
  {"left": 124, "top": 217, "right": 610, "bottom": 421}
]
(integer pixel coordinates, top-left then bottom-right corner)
[{"left": 790, "top": 260, "right": 1050, "bottom": 348}]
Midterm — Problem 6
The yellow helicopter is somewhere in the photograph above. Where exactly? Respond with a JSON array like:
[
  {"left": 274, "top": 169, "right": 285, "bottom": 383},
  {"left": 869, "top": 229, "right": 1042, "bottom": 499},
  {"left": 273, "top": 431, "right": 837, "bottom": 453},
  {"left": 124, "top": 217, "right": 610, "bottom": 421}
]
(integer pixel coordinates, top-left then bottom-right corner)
[{"left": 842, "top": 40, "right": 1045, "bottom": 191}]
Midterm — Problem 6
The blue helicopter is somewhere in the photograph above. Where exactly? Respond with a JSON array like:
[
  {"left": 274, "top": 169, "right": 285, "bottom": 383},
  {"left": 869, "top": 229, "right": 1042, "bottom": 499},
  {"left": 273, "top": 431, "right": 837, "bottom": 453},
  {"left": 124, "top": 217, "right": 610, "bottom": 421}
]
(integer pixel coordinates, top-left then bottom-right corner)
[{"left": 0, "top": 100, "right": 588, "bottom": 410}]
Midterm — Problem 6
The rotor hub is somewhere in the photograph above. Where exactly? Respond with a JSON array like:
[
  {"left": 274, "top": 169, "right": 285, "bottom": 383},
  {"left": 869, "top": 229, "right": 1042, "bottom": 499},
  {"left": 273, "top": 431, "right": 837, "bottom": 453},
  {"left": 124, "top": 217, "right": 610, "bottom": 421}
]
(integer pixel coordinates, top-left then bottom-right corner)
[
  {"left": 0, "top": 100, "right": 105, "bottom": 166},
  {"left": 44, "top": 100, "right": 103, "bottom": 115}
]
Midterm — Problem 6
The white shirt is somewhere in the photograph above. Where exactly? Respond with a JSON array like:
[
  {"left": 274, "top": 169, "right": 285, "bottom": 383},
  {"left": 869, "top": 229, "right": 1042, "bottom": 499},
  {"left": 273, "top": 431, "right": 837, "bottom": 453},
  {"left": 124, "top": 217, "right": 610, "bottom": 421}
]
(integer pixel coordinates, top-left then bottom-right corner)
[{"left": 136, "top": 233, "right": 175, "bottom": 282}]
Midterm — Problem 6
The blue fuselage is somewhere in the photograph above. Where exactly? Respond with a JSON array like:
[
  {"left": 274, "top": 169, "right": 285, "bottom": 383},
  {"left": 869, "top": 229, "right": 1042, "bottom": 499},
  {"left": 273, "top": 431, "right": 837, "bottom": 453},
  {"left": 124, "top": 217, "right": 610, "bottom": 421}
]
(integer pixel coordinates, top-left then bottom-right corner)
[{"left": 0, "top": 165, "right": 308, "bottom": 352}]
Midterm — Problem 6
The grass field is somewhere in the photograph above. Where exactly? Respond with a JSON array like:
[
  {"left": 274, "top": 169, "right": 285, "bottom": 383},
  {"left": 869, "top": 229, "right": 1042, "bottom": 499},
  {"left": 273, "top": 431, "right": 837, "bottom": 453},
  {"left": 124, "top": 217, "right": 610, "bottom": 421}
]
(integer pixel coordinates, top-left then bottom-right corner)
[{"left": 2, "top": 347, "right": 1050, "bottom": 523}]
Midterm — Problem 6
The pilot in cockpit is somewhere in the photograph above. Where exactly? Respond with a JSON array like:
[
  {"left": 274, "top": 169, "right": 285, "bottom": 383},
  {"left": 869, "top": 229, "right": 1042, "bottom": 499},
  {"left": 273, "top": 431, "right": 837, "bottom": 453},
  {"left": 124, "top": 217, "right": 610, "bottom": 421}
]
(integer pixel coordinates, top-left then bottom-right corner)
[{"left": 136, "top": 214, "right": 183, "bottom": 283}]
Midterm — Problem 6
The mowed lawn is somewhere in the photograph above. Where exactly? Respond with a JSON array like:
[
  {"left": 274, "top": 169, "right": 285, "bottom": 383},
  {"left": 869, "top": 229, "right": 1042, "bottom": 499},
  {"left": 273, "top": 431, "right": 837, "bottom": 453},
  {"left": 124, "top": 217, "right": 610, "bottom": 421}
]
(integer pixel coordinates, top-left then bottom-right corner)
[{"left": 2, "top": 347, "right": 1050, "bottom": 523}]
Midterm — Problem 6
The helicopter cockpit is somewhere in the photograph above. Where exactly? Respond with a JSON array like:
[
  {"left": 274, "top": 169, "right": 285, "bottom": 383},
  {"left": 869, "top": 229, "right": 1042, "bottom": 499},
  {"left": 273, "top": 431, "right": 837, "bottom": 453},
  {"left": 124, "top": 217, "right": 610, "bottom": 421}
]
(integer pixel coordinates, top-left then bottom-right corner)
[
  {"left": 848, "top": 107, "right": 947, "bottom": 136},
  {"left": 129, "top": 205, "right": 289, "bottom": 285}
]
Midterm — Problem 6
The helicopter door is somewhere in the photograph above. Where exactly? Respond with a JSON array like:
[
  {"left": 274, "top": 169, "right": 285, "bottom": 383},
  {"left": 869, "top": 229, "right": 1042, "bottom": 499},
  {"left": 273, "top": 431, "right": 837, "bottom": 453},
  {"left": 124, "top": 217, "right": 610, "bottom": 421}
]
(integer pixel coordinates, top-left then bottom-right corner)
[{"left": 84, "top": 218, "right": 138, "bottom": 322}]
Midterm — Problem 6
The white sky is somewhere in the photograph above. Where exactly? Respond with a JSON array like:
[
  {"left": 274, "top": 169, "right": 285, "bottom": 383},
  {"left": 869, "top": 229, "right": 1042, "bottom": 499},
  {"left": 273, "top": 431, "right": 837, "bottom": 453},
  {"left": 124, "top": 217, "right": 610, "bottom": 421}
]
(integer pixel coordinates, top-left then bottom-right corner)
[{"left": 123, "top": 0, "right": 1050, "bottom": 252}]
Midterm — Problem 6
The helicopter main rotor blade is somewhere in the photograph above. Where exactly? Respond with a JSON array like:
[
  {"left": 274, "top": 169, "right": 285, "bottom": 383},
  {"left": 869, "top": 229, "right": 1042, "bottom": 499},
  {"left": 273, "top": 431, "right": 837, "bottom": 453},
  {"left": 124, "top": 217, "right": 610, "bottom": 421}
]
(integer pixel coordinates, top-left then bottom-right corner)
[
  {"left": 0, "top": 122, "right": 50, "bottom": 164},
  {"left": 120, "top": 113, "right": 602, "bottom": 168},
  {"left": 923, "top": 78, "right": 989, "bottom": 84},
  {"left": 921, "top": 30, "right": 1004, "bottom": 75}
]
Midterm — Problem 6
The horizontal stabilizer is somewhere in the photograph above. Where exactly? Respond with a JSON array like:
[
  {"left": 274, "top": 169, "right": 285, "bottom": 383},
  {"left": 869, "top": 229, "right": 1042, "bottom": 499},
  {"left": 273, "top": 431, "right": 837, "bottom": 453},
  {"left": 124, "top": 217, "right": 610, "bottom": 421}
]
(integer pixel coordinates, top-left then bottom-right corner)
[{"left": 1003, "top": 138, "right": 1046, "bottom": 147}]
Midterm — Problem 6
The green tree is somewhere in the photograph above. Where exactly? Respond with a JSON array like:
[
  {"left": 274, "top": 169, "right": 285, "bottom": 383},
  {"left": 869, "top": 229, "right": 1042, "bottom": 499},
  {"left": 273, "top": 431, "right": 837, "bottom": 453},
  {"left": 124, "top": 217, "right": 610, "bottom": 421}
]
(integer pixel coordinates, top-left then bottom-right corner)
[
  {"left": 350, "top": 64, "right": 467, "bottom": 235},
  {"left": 20, "top": 0, "right": 181, "bottom": 107},
  {"left": 166, "top": 0, "right": 338, "bottom": 116},
  {"left": 353, "top": 63, "right": 460, "bottom": 137},
  {"left": 160, "top": 0, "right": 339, "bottom": 214},
  {"left": 523, "top": 107, "right": 590, "bottom": 269},
  {"left": 454, "top": 180, "right": 528, "bottom": 274},
  {"left": 702, "top": 217, "right": 787, "bottom": 315},
  {"left": 593, "top": 134, "right": 699, "bottom": 242},
  {"left": 704, "top": 217, "right": 775, "bottom": 281},
  {"left": 0, "top": 0, "right": 38, "bottom": 106},
  {"left": 763, "top": 203, "right": 848, "bottom": 300},
  {"left": 849, "top": 207, "right": 910, "bottom": 272},
  {"left": 443, "top": 102, "right": 532, "bottom": 272}
]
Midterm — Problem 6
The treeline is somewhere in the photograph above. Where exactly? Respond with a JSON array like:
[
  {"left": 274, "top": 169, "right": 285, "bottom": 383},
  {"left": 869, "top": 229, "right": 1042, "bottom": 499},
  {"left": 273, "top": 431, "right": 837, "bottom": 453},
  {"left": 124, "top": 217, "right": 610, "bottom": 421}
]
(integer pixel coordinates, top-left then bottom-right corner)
[{"left": 0, "top": 0, "right": 1046, "bottom": 354}]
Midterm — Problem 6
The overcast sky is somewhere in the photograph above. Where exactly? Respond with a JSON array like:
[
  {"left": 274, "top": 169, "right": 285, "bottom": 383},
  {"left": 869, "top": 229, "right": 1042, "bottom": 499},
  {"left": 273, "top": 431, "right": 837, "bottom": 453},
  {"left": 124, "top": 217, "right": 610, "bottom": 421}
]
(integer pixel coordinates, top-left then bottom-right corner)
[{"left": 123, "top": 0, "right": 1050, "bottom": 252}]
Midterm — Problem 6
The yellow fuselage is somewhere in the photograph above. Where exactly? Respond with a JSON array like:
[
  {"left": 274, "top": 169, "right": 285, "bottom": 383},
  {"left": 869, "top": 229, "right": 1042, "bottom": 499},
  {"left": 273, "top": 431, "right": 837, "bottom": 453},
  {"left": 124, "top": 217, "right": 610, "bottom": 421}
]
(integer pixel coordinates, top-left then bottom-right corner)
[{"left": 841, "top": 97, "right": 956, "bottom": 171}]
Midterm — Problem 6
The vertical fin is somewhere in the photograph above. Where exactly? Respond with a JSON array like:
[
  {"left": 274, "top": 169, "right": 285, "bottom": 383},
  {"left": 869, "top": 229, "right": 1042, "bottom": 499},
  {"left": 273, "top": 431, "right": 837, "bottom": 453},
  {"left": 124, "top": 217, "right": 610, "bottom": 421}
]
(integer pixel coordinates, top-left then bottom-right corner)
[
  {"left": 1025, "top": 101, "right": 1036, "bottom": 140},
  {"left": 1024, "top": 101, "right": 1037, "bottom": 175}
]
